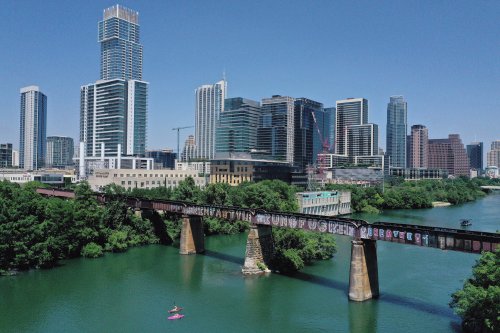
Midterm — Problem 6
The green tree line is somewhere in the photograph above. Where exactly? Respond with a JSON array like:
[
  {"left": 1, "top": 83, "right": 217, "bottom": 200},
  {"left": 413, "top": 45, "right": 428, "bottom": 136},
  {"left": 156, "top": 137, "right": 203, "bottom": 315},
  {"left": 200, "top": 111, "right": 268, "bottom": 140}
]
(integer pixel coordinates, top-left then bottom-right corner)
[
  {"left": 0, "top": 178, "right": 337, "bottom": 275},
  {"left": 325, "top": 177, "right": 499, "bottom": 213}
]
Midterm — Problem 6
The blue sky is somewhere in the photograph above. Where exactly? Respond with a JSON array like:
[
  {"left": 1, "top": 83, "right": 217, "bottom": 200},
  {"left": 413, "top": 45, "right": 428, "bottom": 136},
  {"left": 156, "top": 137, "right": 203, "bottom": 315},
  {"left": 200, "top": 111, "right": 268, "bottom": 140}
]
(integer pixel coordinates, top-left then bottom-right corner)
[{"left": 1, "top": 0, "right": 499, "bottom": 154}]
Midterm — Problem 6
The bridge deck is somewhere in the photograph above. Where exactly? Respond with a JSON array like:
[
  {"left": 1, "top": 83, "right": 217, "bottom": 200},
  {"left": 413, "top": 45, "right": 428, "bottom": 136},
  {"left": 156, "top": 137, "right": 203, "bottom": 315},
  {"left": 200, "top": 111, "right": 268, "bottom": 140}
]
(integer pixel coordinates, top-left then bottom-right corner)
[{"left": 36, "top": 188, "right": 499, "bottom": 253}]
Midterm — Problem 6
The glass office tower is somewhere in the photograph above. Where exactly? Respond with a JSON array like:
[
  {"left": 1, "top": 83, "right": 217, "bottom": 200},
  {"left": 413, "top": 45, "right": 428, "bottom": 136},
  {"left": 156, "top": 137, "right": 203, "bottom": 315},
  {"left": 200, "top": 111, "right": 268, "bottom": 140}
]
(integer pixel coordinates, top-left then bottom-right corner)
[
  {"left": 257, "top": 95, "right": 296, "bottom": 163},
  {"left": 466, "top": 142, "right": 483, "bottom": 171},
  {"left": 216, "top": 97, "right": 261, "bottom": 155},
  {"left": 0, "top": 143, "right": 13, "bottom": 168},
  {"left": 99, "top": 5, "right": 142, "bottom": 81},
  {"left": 386, "top": 96, "right": 407, "bottom": 168},
  {"left": 46, "top": 136, "right": 74, "bottom": 168},
  {"left": 293, "top": 98, "right": 326, "bottom": 170}
]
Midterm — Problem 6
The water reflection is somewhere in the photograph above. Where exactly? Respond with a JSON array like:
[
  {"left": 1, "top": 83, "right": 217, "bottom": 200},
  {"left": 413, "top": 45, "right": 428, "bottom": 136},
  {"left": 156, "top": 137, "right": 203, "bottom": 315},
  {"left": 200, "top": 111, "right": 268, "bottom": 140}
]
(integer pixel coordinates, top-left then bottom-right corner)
[{"left": 348, "top": 300, "right": 378, "bottom": 333}]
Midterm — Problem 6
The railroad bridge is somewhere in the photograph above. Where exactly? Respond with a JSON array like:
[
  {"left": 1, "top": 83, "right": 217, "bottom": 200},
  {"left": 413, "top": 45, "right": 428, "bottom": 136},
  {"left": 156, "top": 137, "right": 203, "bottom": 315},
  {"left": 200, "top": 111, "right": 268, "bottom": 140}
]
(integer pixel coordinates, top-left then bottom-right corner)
[{"left": 37, "top": 188, "right": 500, "bottom": 302}]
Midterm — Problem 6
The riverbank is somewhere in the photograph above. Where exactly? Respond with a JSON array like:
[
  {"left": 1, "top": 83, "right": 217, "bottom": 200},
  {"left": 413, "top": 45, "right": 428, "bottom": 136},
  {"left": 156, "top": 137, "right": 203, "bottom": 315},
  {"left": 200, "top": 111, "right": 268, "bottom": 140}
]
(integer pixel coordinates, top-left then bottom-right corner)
[{"left": 326, "top": 177, "right": 498, "bottom": 213}]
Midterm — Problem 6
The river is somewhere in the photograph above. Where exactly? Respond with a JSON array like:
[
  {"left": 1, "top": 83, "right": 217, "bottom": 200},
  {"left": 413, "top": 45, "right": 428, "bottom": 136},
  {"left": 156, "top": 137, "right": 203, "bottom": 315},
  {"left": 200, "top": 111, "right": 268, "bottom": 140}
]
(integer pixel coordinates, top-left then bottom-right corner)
[{"left": 1, "top": 193, "right": 499, "bottom": 333}]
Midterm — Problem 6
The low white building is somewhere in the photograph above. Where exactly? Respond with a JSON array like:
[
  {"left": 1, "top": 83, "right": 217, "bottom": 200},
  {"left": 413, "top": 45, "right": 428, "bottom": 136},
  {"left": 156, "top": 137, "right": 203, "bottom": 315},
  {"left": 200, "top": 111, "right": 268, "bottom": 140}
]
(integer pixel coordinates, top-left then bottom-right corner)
[
  {"left": 87, "top": 168, "right": 207, "bottom": 192},
  {"left": 296, "top": 191, "right": 351, "bottom": 216},
  {"left": 175, "top": 161, "right": 210, "bottom": 175},
  {"left": 0, "top": 169, "right": 77, "bottom": 185}
]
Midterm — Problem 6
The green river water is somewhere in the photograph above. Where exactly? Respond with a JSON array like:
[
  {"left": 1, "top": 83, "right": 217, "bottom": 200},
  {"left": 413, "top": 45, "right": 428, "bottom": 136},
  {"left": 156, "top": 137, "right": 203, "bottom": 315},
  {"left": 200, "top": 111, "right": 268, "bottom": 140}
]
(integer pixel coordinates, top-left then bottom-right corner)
[{"left": 1, "top": 193, "right": 499, "bottom": 333}]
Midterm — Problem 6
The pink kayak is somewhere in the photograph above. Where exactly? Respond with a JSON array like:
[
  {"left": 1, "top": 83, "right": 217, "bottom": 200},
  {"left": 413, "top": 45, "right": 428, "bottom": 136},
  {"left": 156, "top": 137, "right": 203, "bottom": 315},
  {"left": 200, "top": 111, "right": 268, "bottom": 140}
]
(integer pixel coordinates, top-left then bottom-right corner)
[{"left": 168, "top": 313, "right": 184, "bottom": 320}]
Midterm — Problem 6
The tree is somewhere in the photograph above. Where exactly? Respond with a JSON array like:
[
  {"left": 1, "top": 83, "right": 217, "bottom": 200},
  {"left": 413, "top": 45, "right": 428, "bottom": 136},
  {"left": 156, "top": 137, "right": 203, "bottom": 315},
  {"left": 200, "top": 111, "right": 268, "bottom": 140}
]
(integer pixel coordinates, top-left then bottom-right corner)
[
  {"left": 450, "top": 250, "right": 500, "bottom": 333},
  {"left": 271, "top": 228, "right": 336, "bottom": 274},
  {"left": 172, "top": 177, "right": 202, "bottom": 203}
]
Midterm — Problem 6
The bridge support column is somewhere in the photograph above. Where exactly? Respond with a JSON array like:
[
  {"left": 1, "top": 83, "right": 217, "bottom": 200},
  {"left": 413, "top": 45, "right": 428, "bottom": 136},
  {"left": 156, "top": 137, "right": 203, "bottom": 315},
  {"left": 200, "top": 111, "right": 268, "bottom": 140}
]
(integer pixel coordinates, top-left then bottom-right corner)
[
  {"left": 179, "top": 215, "right": 205, "bottom": 255},
  {"left": 242, "top": 225, "right": 273, "bottom": 274},
  {"left": 349, "top": 239, "right": 379, "bottom": 301}
]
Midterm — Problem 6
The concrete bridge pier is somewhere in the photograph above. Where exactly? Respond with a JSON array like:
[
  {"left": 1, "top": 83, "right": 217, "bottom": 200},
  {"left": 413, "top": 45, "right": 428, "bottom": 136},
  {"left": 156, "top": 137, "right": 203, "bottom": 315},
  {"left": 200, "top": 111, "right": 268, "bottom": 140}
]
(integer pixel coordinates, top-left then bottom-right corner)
[
  {"left": 179, "top": 215, "right": 205, "bottom": 254},
  {"left": 349, "top": 239, "right": 379, "bottom": 301},
  {"left": 242, "top": 225, "right": 274, "bottom": 274}
]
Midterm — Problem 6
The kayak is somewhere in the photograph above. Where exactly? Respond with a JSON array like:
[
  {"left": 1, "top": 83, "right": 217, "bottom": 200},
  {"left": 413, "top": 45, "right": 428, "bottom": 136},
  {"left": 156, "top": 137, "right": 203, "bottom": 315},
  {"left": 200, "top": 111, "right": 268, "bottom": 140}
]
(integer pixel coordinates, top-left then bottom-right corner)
[
  {"left": 168, "top": 307, "right": 183, "bottom": 313},
  {"left": 168, "top": 313, "right": 184, "bottom": 320}
]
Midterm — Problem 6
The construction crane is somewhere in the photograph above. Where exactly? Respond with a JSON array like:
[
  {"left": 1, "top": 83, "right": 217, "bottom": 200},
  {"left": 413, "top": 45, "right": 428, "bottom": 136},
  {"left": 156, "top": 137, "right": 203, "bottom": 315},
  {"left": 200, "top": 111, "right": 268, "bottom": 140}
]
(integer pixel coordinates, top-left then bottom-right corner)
[{"left": 172, "top": 126, "right": 194, "bottom": 159}]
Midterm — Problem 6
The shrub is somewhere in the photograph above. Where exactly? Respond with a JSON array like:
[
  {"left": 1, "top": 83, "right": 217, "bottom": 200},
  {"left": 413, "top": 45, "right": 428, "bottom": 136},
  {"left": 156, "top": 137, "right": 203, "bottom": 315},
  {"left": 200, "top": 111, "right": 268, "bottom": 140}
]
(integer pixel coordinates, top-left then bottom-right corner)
[{"left": 81, "top": 242, "right": 103, "bottom": 258}]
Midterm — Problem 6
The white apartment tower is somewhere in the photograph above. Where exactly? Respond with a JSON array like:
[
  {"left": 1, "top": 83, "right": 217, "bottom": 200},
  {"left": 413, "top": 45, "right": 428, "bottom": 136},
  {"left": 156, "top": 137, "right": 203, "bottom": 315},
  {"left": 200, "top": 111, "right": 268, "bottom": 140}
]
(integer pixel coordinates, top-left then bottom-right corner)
[
  {"left": 195, "top": 80, "right": 227, "bottom": 160},
  {"left": 335, "top": 98, "right": 368, "bottom": 156}
]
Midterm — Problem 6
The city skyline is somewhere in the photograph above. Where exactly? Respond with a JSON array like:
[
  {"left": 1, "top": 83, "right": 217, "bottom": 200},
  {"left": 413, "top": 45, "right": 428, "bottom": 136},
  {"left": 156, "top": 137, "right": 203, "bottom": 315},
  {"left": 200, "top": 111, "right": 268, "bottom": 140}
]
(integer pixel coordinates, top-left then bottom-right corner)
[{"left": 1, "top": 1, "right": 498, "bottom": 153}]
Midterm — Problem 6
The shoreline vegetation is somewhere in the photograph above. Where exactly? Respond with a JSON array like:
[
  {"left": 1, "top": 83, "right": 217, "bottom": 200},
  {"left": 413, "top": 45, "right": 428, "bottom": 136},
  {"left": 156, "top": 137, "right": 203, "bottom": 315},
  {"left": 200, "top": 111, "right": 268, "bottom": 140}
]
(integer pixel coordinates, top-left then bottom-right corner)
[
  {"left": 326, "top": 177, "right": 500, "bottom": 214},
  {"left": 450, "top": 249, "right": 499, "bottom": 333},
  {"left": 1, "top": 176, "right": 499, "bottom": 276},
  {"left": 0, "top": 179, "right": 335, "bottom": 276}
]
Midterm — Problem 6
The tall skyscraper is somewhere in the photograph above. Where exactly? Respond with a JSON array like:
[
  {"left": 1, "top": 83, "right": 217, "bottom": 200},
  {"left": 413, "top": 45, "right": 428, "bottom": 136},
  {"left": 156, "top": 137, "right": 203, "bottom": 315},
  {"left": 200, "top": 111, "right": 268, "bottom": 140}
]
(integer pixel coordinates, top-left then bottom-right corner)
[
  {"left": 0, "top": 143, "right": 13, "bottom": 168},
  {"left": 20, "top": 86, "right": 47, "bottom": 170},
  {"left": 386, "top": 96, "right": 407, "bottom": 168},
  {"left": 409, "top": 124, "right": 428, "bottom": 168},
  {"left": 99, "top": 5, "right": 142, "bottom": 81},
  {"left": 324, "top": 107, "right": 336, "bottom": 152},
  {"left": 46, "top": 136, "right": 74, "bottom": 168},
  {"left": 466, "top": 142, "right": 483, "bottom": 171},
  {"left": 80, "top": 5, "right": 148, "bottom": 158},
  {"left": 335, "top": 98, "right": 368, "bottom": 155},
  {"left": 257, "top": 95, "right": 296, "bottom": 163},
  {"left": 487, "top": 140, "right": 500, "bottom": 167},
  {"left": 293, "top": 98, "right": 326, "bottom": 170},
  {"left": 428, "top": 134, "right": 469, "bottom": 177},
  {"left": 216, "top": 97, "right": 261, "bottom": 156},
  {"left": 195, "top": 80, "right": 227, "bottom": 160}
]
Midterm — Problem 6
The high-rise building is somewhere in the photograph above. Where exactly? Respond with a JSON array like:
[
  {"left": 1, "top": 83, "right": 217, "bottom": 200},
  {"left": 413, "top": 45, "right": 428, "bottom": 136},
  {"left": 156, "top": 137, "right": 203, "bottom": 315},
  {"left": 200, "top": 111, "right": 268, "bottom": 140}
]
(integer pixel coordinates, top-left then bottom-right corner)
[
  {"left": 347, "top": 124, "right": 378, "bottom": 157},
  {"left": 195, "top": 80, "right": 227, "bottom": 160},
  {"left": 428, "top": 134, "right": 469, "bottom": 177},
  {"left": 181, "top": 135, "right": 196, "bottom": 162},
  {"left": 324, "top": 107, "right": 336, "bottom": 152},
  {"left": 216, "top": 97, "right": 261, "bottom": 156},
  {"left": 409, "top": 125, "right": 428, "bottom": 168},
  {"left": 0, "top": 143, "right": 13, "bottom": 168},
  {"left": 386, "top": 96, "right": 407, "bottom": 168},
  {"left": 293, "top": 98, "right": 326, "bottom": 170},
  {"left": 46, "top": 136, "right": 74, "bottom": 168},
  {"left": 335, "top": 98, "right": 368, "bottom": 155},
  {"left": 80, "top": 5, "right": 148, "bottom": 158},
  {"left": 466, "top": 142, "right": 483, "bottom": 171},
  {"left": 20, "top": 86, "right": 47, "bottom": 170},
  {"left": 487, "top": 140, "right": 500, "bottom": 167},
  {"left": 257, "top": 95, "right": 296, "bottom": 163},
  {"left": 99, "top": 5, "right": 142, "bottom": 81}
]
